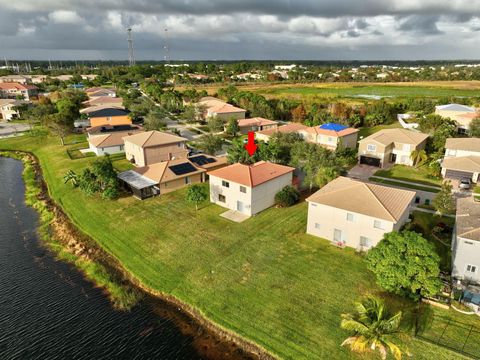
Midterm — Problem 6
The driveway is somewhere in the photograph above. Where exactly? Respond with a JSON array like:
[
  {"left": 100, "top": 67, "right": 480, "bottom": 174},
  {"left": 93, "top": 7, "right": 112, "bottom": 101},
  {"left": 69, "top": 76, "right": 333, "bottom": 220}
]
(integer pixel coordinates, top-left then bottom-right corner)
[
  {"left": 0, "top": 122, "right": 31, "bottom": 138},
  {"left": 347, "top": 164, "right": 379, "bottom": 181}
]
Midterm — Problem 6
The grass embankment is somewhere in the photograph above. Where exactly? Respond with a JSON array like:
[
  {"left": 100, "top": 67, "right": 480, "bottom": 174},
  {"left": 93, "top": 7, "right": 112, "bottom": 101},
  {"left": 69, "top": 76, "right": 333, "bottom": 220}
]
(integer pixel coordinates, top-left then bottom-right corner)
[
  {"left": 0, "top": 150, "right": 139, "bottom": 310},
  {"left": 369, "top": 177, "right": 441, "bottom": 193},
  {"left": 374, "top": 165, "right": 443, "bottom": 188},
  {"left": 0, "top": 134, "right": 468, "bottom": 360}
]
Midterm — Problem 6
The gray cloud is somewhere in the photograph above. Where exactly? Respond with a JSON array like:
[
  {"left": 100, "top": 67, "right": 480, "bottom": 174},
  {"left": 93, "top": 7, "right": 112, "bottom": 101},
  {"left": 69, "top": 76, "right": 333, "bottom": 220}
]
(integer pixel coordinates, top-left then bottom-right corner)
[{"left": 397, "top": 15, "right": 443, "bottom": 35}]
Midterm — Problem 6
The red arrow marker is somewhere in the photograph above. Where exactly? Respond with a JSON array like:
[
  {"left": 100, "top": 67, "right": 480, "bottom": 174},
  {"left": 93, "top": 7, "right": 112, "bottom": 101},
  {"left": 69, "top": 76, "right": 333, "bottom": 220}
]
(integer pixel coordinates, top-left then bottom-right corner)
[{"left": 244, "top": 131, "right": 257, "bottom": 156}]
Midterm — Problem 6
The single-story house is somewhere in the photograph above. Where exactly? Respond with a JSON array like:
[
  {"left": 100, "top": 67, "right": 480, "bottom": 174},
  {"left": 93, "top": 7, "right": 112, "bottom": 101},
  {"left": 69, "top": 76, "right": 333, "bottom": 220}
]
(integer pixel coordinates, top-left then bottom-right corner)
[
  {"left": 255, "top": 123, "right": 309, "bottom": 142},
  {"left": 208, "top": 161, "right": 295, "bottom": 216},
  {"left": 452, "top": 197, "right": 480, "bottom": 283},
  {"left": 234, "top": 117, "right": 279, "bottom": 135},
  {"left": 118, "top": 154, "right": 227, "bottom": 200},
  {"left": 0, "top": 82, "right": 38, "bottom": 101},
  {"left": 0, "top": 99, "right": 29, "bottom": 120},
  {"left": 445, "top": 138, "right": 480, "bottom": 158},
  {"left": 299, "top": 123, "right": 359, "bottom": 150},
  {"left": 88, "top": 107, "right": 131, "bottom": 127},
  {"left": 88, "top": 128, "right": 143, "bottom": 156},
  {"left": 306, "top": 176, "right": 415, "bottom": 250},
  {"left": 357, "top": 128, "right": 429, "bottom": 168},
  {"left": 124, "top": 130, "right": 189, "bottom": 167},
  {"left": 435, "top": 104, "right": 479, "bottom": 134},
  {"left": 441, "top": 156, "right": 480, "bottom": 183}
]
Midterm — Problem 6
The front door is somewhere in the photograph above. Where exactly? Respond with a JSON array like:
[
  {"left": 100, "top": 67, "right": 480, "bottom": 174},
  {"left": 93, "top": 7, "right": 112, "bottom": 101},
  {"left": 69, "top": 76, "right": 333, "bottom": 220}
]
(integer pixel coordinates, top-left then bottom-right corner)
[
  {"left": 390, "top": 153, "right": 397, "bottom": 163},
  {"left": 236, "top": 200, "right": 244, "bottom": 212},
  {"left": 333, "top": 229, "right": 342, "bottom": 242}
]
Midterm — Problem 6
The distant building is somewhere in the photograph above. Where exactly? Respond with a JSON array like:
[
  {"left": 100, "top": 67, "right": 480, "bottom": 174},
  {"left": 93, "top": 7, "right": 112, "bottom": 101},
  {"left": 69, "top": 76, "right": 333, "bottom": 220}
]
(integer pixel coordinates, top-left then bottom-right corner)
[
  {"left": 255, "top": 123, "right": 309, "bottom": 142},
  {"left": 197, "top": 97, "right": 246, "bottom": 121},
  {"left": 82, "top": 96, "right": 123, "bottom": 108},
  {"left": 0, "top": 75, "right": 30, "bottom": 84},
  {"left": 435, "top": 104, "right": 478, "bottom": 134},
  {"left": 0, "top": 99, "right": 29, "bottom": 121}
]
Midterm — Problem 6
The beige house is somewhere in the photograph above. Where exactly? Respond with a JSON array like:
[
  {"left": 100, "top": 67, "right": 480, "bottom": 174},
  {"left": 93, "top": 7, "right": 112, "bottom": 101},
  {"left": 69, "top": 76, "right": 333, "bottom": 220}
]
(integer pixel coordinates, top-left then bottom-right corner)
[
  {"left": 0, "top": 99, "right": 28, "bottom": 120},
  {"left": 82, "top": 96, "right": 123, "bottom": 108},
  {"left": 88, "top": 128, "right": 143, "bottom": 156},
  {"left": 255, "top": 123, "right": 309, "bottom": 142},
  {"left": 235, "top": 117, "right": 278, "bottom": 135},
  {"left": 445, "top": 138, "right": 480, "bottom": 158},
  {"left": 0, "top": 75, "right": 31, "bottom": 84},
  {"left": 435, "top": 104, "right": 478, "bottom": 133},
  {"left": 124, "top": 130, "right": 189, "bottom": 167},
  {"left": 452, "top": 197, "right": 480, "bottom": 283},
  {"left": 299, "top": 123, "right": 359, "bottom": 150},
  {"left": 306, "top": 177, "right": 415, "bottom": 250},
  {"left": 208, "top": 161, "right": 295, "bottom": 216},
  {"left": 0, "top": 82, "right": 38, "bottom": 101},
  {"left": 442, "top": 156, "right": 480, "bottom": 183},
  {"left": 198, "top": 97, "right": 246, "bottom": 121},
  {"left": 358, "top": 128, "right": 429, "bottom": 167}
]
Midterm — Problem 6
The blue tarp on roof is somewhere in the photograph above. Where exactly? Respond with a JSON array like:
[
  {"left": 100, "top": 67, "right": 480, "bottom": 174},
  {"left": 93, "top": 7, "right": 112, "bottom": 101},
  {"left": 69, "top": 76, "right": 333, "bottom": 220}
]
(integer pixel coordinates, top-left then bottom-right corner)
[{"left": 319, "top": 122, "right": 348, "bottom": 132}]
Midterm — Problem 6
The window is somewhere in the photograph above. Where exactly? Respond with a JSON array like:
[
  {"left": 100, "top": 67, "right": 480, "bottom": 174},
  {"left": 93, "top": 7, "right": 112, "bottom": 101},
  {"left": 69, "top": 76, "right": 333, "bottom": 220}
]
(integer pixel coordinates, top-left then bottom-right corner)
[
  {"left": 465, "top": 241, "right": 474, "bottom": 245},
  {"left": 185, "top": 176, "right": 190, "bottom": 184},
  {"left": 466, "top": 264, "right": 477, "bottom": 273},
  {"left": 120, "top": 145, "right": 124, "bottom": 151},
  {"left": 240, "top": 186, "right": 246, "bottom": 193},
  {"left": 177, "top": 142, "right": 182, "bottom": 147},
  {"left": 218, "top": 194, "right": 226, "bottom": 203},
  {"left": 327, "top": 137, "right": 334, "bottom": 143},
  {"left": 222, "top": 180, "right": 230, "bottom": 188},
  {"left": 311, "top": 203, "right": 317, "bottom": 207},
  {"left": 360, "top": 236, "right": 372, "bottom": 248},
  {"left": 314, "top": 223, "right": 321, "bottom": 229},
  {"left": 107, "top": 116, "right": 112, "bottom": 121},
  {"left": 367, "top": 144, "right": 376, "bottom": 152},
  {"left": 424, "top": 199, "right": 430, "bottom": 206},
  {"left": 415, "top": 196, "right": 420, "bottom": 204},
  {"left": 447, "top": 149, "right": 457, "bottom": 157},
  {"left": 346, "top": 213, "right": 354, "bottom": 222},
  {"left": 374, "top": 220, "right": 385, "bottom": 230}
]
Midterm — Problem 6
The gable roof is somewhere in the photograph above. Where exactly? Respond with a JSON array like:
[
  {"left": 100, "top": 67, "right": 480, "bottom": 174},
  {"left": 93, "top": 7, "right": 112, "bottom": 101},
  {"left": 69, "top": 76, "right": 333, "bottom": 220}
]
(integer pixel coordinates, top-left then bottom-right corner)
[
  {"left": 445, "top": 137, "right": 480, "bottom": 152},
  {"left": 238, "top": 117, "right": 278, "bottom": 128},
  {"left": 209, "top": 103, "right": 245, "bottom": 114},
  {"left": 436, "top": 104, "right": 476, "bottom": 112},
  {"left": 133, "top": 158, "right": 206, "bottom": 184},
  {"left": 88, "top": 89, "right": 116, "bottom": 97},
  {"left": 80, "top": 104, "right": 125, "bottom": 115},
  {"left": 456, "top": 197, "right": 480, "bottom": 241},
  {"left": 0, "top": 82, "right": 37, "bottom": 91},
  {"left": 303, "top": 123, "right": 359, "bottom": 137},
  {"left": 306, "top": 176, "right": 415, "bottom": 222},
  {"left": 87, "top": 124, "right": 142, "bottom": 136},
  {"left": 123, "top": 130, "right": 187, "bottom": 148},
  {"left": 88, "top": 107, "right": 130, "bottom": 118},
  {"left": 208, "top": 161, "right": 294, "bottom": 187},
  {"left": 83, "top": 96, "right": 123, "bottom": 106},
  {"left": 88, "top": 129, "right": 143, "bottom": 148},
  {"left": 256, "top": 123, "right": 309, "bottom": 137},
  {"left": 442, "top": 156, "right": 480, "bottom": 173},
  {"left": 358, "top": 128, "right": 428, "bottom": 146}
]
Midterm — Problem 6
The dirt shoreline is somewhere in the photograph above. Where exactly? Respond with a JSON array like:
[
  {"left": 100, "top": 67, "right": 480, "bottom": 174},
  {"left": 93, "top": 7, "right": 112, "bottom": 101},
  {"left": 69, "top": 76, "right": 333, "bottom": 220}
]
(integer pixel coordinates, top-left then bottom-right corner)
[{"left": 3, "top": 150, "right": 276, "bottom": 360}]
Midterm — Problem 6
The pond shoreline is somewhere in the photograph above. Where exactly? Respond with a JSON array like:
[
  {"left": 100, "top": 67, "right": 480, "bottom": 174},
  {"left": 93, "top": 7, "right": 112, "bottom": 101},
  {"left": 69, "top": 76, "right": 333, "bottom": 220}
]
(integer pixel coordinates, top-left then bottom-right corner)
[{"left": 1, "top": 150, "right": 274, "bottom": 360}]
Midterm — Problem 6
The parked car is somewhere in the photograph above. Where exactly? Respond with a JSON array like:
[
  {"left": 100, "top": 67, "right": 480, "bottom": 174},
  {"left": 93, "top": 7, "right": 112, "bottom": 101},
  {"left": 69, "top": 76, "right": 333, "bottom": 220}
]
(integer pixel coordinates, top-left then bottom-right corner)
[{"left": 459, "top": 178, "right": 472, "bottom": 190}]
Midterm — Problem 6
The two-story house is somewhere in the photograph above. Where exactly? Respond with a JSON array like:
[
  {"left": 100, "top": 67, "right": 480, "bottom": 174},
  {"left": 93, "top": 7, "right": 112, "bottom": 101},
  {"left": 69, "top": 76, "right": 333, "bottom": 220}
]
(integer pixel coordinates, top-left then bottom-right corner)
[
  {"left": 299, "top": 123, "right": 359, "bottom": 150},
  {"left": 0, "top": 99, "right": 28, "bottom": 120},
  {"left": 435, "top": 104, "right": 478, "bottom": 134},
  {"left": 452, "top": 197, "right": 480, "bottom": 283},
  {"left": 208, "top": 161, "right": 295, "bottom": 216},
  {"left": 88, "top": 107, "right": 131, "bottom": 127},
  {"left": 357, "top": 128, "right": 429, "bottom": 168},
  {"left": 124, "top": 130, "right": 189, "bottom": 167},
  {"left": 306, "top": 177, "right": 415, "bottom": 250},
  {"left": 0, "top": 82, "right": 38, "bottom": 101},
  {"left": 442, "top": 138, "right": 480, "bottom": 184}
]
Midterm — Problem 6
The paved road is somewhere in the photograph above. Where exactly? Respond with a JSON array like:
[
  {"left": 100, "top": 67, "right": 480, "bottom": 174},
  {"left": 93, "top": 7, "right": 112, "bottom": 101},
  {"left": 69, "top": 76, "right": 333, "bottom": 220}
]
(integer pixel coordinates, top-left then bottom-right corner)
[{"left": 0, "top": 122, "right": 31, "bottom": 138}]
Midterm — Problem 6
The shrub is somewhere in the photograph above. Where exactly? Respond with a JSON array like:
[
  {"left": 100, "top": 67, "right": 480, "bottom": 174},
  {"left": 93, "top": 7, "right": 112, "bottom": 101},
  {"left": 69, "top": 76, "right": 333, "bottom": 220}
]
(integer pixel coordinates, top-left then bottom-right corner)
[{"left": 275, "top": 186, "right": 300, "bottom": 207}]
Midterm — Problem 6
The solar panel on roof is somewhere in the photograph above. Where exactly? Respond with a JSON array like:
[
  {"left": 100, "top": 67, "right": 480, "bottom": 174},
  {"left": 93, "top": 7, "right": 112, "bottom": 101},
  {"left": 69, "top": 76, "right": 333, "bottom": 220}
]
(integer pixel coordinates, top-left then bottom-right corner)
[
  {"left": 189, "top": 155, "right": 217, "bottom": 166},
  {"left": 169, "top": 163, "right": 198, "bottom": 176}
]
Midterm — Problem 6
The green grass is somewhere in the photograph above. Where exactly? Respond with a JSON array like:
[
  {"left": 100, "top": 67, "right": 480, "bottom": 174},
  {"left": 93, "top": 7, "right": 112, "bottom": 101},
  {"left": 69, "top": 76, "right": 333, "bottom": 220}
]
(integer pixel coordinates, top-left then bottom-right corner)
[
  {"left": 358, "top": 122, "right": 402, "bottom": 138},
  {"left": 0, "top": 134, "right": 468, "bottom": 360},
  {"left": 369, "top": 177, "right": 441, "bottom": 193},
  {"left": 374, "top": 165, "right": 443, "bottom": 188}
]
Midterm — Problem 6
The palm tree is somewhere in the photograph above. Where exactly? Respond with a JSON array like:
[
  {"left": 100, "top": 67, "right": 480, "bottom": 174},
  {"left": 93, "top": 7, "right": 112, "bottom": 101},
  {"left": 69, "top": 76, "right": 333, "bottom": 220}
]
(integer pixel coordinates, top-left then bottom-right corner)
[
  {"left": 410, "top": 149, "right": 427, "bottom": 167},
  {"left": 63, "top": 170, "right": 79, "bottom": 187},
  {"left": 340, "top": 296, "right": 407, "bottom": 360}
]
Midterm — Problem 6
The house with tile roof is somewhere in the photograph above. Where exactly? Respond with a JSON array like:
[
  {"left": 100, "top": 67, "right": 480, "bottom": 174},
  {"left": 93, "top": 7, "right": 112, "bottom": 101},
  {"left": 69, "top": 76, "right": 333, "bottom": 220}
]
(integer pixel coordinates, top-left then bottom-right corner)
[
  {"left": 123, "top": 130, "right": 189, "bottom": 167},
  {"left": 87, "top": 128, "right": 143, "bottom": 156},
  {"left": 357, "top": 128, "right": 429, "bottom": 167},
  {"left": 234, "top": 117, "right": 278, "bottom": 135},
  {"left": 197, "top": 97, "right": 246, "bottom": 121},
  {"left": 306, "top": 176, "right": 415, "bottom": 250},
  {"left": 299, "top": 122, "right": 359, "bottom": 150},
  {"left": 208, "top": 161, "right": 295, "bottom": 216},
  {"left": 0, "top": 82, "right": 38, "bottom": 101},
  {"left": 452, "top": 197, "right": 480, "bottom": 283},
  {"left": 255, "top": 123, "right": 309, "bottom": 142},
  {"left": 445, "top": 138, "right": 480, "bottom": 158}
]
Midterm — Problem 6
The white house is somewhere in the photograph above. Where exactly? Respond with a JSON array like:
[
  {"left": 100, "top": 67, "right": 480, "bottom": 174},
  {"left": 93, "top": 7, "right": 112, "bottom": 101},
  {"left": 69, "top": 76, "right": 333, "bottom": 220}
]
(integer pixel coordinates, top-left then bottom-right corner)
[
  {"left": 306, "top": 177, "right": 415, "bottom": 250},
  {"left": 88, "top": 130, "right": 142, "bottom": 156},
  {"left": 208, "top": 161, "right": 295, "bottom": 216}
]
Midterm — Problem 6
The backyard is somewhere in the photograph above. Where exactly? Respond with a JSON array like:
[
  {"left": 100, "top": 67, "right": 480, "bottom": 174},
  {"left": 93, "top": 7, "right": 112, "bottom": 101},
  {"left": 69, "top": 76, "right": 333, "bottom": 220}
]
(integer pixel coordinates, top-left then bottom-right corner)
[
  {"left": 374, "top": 164, "right": 443, "bottom": 188},
  {"left": 0, "top": 133, "right": 469, "bottom": 360}
]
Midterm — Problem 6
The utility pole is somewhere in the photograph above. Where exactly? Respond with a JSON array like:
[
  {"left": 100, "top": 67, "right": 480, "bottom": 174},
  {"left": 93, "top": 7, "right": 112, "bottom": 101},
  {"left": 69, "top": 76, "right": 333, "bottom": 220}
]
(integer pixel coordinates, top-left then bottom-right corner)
[
  {"left": 127, "top": 27, "right": 136, "bottom": 66},
  {"left": 164, "top": 27, "right": 170, "bottom": 64}
]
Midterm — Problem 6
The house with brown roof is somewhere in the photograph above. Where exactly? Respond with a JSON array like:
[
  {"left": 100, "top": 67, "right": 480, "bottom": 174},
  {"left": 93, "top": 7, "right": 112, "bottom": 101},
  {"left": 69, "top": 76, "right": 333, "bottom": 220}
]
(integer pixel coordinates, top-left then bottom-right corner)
[
  {"left": 198, "top": 97, "right": 246, "bottom": 121},
  {"left": 255, "top": 123, "right": 309, "bottom": 142},
  {"left": 442, "top": 138, "right": 480, "bottom": 183},
  {"left": 82, "top": 96, "right": 124, "bottom": 108},
  {"left": 88, "top": 128, "right": 143, "bottom": 156},
  {"left": 0, "top": 82, "right": 38, "bottom": 101},
  {"left": 445, "top": 138, "right": 480, "bottom": 158},
  {"left": 118, "top": 155, "right": 227, "bottom": 200},
  {"left": 452, "top": 197, "right": 480, "bottom": 283},
  {"left": 358, "top": 128, "right": 429, "bottom": 168},
  {"left": 234, "top": 117, "right": 278, "bottom": 135},
  {"left": 123, "top": 130, "right": 189, "bottom": 167},
  {"left": 299, "top": 123, "right": 359, "bottom": 150},
  {"left": 208, "top": 161, "right": 295, "bottom": 216},
  {"left": 306, "top": 177, "right": 415, "bottom": 250}
]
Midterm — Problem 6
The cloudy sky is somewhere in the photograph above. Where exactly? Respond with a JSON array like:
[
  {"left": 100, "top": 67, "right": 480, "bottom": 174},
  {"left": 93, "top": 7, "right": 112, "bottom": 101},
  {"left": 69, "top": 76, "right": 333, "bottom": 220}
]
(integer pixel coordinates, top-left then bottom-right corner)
[{"left": 1, "top": 0, "right": 480, "bottom": 61}]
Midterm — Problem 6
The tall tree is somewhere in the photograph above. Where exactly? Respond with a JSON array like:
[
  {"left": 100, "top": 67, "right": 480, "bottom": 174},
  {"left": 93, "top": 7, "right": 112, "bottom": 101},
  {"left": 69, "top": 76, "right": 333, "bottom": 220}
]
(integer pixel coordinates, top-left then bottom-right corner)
[
  {"left": 225, "top": 117, "right": 240, "bottom": 137},
  {"left": 432, "top": 182, "right": 456, "bottom": 216},
  {"left": 196, "top": 134, "right": 223, "bottom": 155},
  {"left": 341, "top": 296, "right": 406, "bottom": 360},
  {"left": 410, "top": 149, "right": 428, "bottom": 167}
]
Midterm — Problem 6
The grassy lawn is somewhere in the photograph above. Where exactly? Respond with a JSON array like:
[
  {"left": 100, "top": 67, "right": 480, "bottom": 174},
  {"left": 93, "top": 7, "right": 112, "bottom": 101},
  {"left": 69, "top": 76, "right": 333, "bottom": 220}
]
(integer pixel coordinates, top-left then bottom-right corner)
[
  {"left": 369, "top": 177, "right": 441, "bottom": 193},
  {"left": 358, "top": 122, "right": 402, "bottom": 138},
  {"left": 0, "top": 133, "right": 469, "bottom": 360},
  {"left": 374, "top": 165, "right": 443, "bottom": 188}
]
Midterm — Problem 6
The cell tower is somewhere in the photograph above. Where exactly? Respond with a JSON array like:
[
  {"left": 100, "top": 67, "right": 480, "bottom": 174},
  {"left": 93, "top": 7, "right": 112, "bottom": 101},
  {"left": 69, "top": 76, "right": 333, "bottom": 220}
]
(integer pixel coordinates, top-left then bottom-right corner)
[
  {"left": 164, "top": 27, "right": 170, "bottom": 63},
  {"left": 127, "top": 27, "right": 136, "bottom": 66}
]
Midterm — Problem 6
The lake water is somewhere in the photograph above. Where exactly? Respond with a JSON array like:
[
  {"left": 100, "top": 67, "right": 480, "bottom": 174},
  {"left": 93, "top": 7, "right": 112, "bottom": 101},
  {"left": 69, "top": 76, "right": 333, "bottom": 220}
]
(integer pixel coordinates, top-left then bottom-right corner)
[{"left": 0, "top": 157, "right": 213, "bottom": 359}]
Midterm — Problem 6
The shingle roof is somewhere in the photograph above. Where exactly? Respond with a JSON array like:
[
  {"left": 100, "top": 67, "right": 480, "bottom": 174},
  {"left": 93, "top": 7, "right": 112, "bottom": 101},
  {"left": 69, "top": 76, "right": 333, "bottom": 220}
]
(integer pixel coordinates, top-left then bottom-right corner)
[
  {"left": 456, "top": 197, "right": 480, "bottom": 241},
  {"left": 83, "top": 97, "right": 123, "bottom": 106},
  {"left": 358, "top": 128, "right": 428, "bottom": 146},
  {"left": 208, "top": 161, "right": 294, "bottom": 187},
  {"left": 0, "top": 82, "right": 37, "bottom": 90},
  {"left": 88, "top": 108, "right": 130, "bottom": 118},
  {"left": 442, "top": 156, "right": 480, "bottom": 173},
  {"left": 306, "top": 176, "right": 415, "bottom": 222},
  {"left": 123, "top": 130, "right": 187, "bottom": 148},
  {"left": 88, "top": 130, "right": 143, "bottom": 148},
  {"left": 209, "top": 103, "right": 245, "bottom": 114},
  {"left": 436, "top": 104, "right": 476, "bottom": 112},
  {"left": 445, "top": 138, "right": 480, "bottom": 152},
  {"left": 238, "top": 117, "right": 278, "bottom": 127}
]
